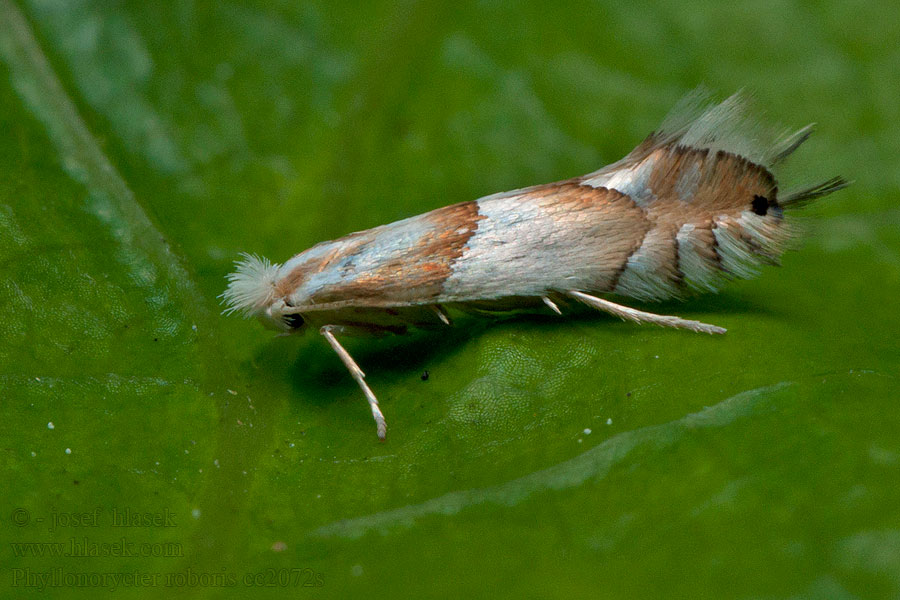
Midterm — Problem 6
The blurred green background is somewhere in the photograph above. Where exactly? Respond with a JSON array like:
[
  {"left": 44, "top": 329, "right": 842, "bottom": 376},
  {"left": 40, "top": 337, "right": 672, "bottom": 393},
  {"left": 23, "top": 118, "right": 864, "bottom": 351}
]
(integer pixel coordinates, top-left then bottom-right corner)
[{"left": 1, "top": 0, "right": 898, "bottom": 598}]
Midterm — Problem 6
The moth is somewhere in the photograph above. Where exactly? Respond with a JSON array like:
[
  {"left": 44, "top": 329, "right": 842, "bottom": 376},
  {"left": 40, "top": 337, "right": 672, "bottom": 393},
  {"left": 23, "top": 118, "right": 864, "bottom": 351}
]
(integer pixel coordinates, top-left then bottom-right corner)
[{"left": 223, "top": 90, "right": 847, "bottom": 440}]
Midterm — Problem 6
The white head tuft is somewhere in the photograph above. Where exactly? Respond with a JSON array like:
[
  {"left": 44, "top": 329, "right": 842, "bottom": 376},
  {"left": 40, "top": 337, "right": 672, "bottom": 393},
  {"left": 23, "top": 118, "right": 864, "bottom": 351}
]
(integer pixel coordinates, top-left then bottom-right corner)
[{"left": 221, "top": 253, "right": 281, "bottom": 317}]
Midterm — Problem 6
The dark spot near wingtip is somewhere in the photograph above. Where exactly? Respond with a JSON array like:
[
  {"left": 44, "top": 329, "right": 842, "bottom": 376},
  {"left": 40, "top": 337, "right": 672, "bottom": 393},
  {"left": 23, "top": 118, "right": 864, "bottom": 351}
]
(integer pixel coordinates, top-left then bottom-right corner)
[{"left": 752, "top": 195, "right": 769, "bottom": 216}]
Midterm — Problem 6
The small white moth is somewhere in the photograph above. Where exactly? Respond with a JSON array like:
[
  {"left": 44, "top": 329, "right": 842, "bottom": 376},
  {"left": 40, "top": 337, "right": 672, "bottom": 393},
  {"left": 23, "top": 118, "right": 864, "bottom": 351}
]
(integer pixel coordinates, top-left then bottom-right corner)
[{"left": 223, "top": 90, "right": 847, "bottom": 440}]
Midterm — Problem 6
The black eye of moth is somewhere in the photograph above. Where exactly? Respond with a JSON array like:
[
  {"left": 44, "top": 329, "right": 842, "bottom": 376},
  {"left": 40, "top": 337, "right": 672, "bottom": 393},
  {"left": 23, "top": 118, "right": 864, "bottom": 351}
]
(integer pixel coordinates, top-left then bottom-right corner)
[
  {"left": 752, "top": 195, "right": 769, "bottom": 216},
  {"left": 284, "top": 314, "right": 305, "bottom": 329}
]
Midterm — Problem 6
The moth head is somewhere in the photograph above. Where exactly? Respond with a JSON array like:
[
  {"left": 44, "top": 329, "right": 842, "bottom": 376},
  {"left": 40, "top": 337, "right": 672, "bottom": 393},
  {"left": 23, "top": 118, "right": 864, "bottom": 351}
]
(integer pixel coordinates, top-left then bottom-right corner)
[
  {"left": 222, "top": 254, "right": 306, "bottom": 333},
  {"left": 260, "top": 301, "right": 308, "bottom": 334}
]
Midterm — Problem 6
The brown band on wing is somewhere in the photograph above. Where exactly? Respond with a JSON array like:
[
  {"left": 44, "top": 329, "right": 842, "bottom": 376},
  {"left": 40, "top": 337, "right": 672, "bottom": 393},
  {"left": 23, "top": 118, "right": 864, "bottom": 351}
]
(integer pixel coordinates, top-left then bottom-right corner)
[
  {"left": 542, "top": 182, "right": 653, "bottom": 294},
  {"left": 343, "top": 200, "right": 484, "bottom": 302},
  {"left": 696, "top": 219, "right": 721, "bottom": 270},
  {"left": 671, "top": 226, "right": 687, "bottom": 290},
  {"left": 274, "top": 229, "right": 372, "bottom": 299},
  {"left": 282, "top": 200, "right": 486, "bottom": 307},
  {"left": 645, "top": 146, "right": 779, "bottom": 291},
  {"left": 647, "top": 145, "right": 777, "bottom": 215},
  {"left": 608, "top": 217, "right": 652, "bottom": 292}
]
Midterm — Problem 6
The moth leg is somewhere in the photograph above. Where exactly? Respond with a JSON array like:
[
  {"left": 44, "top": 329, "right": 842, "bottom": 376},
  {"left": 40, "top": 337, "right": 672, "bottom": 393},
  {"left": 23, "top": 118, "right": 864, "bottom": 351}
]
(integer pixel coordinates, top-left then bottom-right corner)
[
  {"left": 566, "top": 290, "right": 726, "bottom": 335},
  {"left": 319, "top": 325, "right": 387, "bottom": 440},
  {"left": 431, "top": 304, "right": 452, "bottom": 326},
  {"left": 542, "top": 296, "right": 563, "bottom": 315}
]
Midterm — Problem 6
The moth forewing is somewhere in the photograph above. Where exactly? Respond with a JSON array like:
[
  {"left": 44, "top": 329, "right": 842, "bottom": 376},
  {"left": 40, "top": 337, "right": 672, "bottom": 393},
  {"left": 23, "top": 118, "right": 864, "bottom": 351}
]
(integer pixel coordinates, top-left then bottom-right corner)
[{"left": 223, "top": 89, "right": 848, "bottom": 440}]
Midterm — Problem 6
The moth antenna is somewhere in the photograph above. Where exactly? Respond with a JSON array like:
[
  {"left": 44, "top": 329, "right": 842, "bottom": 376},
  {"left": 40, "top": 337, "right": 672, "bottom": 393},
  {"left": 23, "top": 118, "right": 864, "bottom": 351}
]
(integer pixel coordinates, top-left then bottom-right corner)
[
  {"left": 781, "top": 176, "right": 852, "bottom": 208},
  {"left": 221, "top": 253, "right": 281, "bottom": 317}
]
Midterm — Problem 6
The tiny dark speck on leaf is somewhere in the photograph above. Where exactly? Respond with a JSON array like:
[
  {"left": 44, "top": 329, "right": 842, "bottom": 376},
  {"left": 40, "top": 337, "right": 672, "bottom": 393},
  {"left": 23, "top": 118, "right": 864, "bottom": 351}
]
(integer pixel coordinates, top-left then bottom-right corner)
[
  {"left": 73, "top": 480, "right": 79, "bottom": 485},
  {"left": 153, "top": 338, "right": 158, "bottom": 342},
  {"left": 626, "top": 392, "right": 632, "bottom": 397}
]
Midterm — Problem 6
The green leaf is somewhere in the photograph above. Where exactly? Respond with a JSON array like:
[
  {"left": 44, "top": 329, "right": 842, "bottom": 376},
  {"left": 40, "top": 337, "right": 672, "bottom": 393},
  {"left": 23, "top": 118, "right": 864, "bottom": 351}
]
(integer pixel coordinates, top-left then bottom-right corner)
[{"left": 2, "top": 1, "right": 899, "bottom": 597}]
